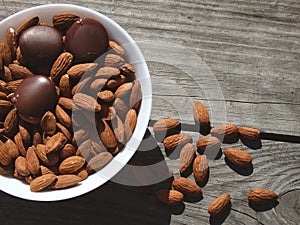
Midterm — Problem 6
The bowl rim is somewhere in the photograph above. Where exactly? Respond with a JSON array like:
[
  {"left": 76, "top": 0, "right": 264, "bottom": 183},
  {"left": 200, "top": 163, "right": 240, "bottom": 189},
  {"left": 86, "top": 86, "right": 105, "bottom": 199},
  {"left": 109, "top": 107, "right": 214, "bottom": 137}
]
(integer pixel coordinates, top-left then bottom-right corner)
[{"left": 0, "top": 3, "right": 152, "bottom": 201}]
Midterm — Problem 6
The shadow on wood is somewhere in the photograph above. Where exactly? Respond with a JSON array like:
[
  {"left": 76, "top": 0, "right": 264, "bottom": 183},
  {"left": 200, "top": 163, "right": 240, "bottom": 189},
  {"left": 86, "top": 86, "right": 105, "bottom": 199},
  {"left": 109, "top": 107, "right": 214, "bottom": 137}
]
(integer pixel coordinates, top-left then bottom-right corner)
[
  {"left": 240, "top": 137, "right": 262, "bottom": 150},
  {"left": 248, "top": 200, "right": 279, "bottom": 212},
  {"left": 224, "top": 158, "right": 254, "bottom": 176}
]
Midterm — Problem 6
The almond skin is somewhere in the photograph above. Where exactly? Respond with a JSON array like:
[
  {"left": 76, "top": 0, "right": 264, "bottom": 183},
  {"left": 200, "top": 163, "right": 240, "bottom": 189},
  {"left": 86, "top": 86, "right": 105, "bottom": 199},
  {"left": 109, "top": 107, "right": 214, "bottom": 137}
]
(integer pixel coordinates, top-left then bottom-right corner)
[
  {"left": 238, "top": 127, "right": 260, "bottom": 140},
  {"left": 193, "top": 155, "right": 209, "bottom": 186},
  {"left": 163, "top": 134, "right": 193, "bottom": 156},
  {"left": 223, "top": 148, "right": 252, "bottom": 168},
  {"left": 248, "top": 188, "right": 278, "bottom": 204},
  {"left": 210, "top": 124, "right": 238, "bottom": 140},
  {"left": 45, "top": 132, "right": 67, "bottom": 154},
  {"left": 178, "top": 143, "right": 196, "bottom": 175},
  {"left": 193, "top": 101, "right": 211, "bottom": 134},
  {"left": 86, "top": 152, "right": 113, "bottom": 173},
  {"left": 196, "top": 136, "right": 221, "bottom": 159},
  {"left": 172, "top": 177, "right": 202, "bottom": 199},
  {"left": 30, "top": 174, "right": 57, "bottom": 192},
  {"left": 156, "top": 189, "right": 184, "bottom": 206},
  {"left": 51, "top": 174, "right": 81, "bottom": 189},
  {"left": 59, "top": 156, "right": 85, "bottom": 174},
  {"left": 26, "top": 146, "right": 40, "bottom": 175},
  {"left": 0, "top": 139, "right": 12, "bottom": 165},
  {"left": 208, "top": 193, "right": 231, "bottom": 216},
  {"left": 153, "top": 118, "right": 181, "bottom": 142}
]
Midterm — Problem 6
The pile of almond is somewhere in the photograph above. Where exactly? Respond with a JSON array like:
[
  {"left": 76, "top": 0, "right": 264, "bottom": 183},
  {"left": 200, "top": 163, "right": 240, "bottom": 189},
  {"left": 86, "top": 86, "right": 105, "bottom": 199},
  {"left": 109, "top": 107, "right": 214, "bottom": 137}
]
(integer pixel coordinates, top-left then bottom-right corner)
[
  {"left": 0, "top": 13, "right": 141, "bottom": 191},
  {"left": 153, "top": 101, "right": 278, "bottom": 218}
]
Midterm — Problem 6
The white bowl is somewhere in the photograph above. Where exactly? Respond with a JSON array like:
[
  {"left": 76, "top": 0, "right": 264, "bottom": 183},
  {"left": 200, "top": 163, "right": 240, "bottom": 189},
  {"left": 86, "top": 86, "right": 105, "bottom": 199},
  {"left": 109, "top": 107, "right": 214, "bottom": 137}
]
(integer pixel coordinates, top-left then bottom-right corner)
[{"left": 0, "top": 4, "right": 152, "bottom": 201}]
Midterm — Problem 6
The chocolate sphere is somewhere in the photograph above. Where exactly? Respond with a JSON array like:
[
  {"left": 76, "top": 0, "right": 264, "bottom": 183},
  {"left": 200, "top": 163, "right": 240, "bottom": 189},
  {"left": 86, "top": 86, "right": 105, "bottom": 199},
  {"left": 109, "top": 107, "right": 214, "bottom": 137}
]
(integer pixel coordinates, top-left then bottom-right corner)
[
  {"left": 12, "top": 75, "right": 57, "bottom": 124},
  {"left": 19, "top": 25, "right": 63, "bottom": 74},
  {"left": 65, "top": 18, "right": 109, "bottom": 63}
]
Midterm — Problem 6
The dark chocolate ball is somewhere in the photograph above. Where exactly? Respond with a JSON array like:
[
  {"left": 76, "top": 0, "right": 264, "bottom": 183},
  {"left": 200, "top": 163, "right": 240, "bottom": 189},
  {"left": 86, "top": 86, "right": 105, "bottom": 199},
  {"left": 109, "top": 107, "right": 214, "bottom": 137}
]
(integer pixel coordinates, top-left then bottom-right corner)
[
  {"left": 65, "top": 18, "right": 109, "bottom": 63},
  {"left": 19, "top": 25, "right": 63, "bottom": 74},
  {"left": 12, "top": 75, "right": 57, "bottom": 124}
]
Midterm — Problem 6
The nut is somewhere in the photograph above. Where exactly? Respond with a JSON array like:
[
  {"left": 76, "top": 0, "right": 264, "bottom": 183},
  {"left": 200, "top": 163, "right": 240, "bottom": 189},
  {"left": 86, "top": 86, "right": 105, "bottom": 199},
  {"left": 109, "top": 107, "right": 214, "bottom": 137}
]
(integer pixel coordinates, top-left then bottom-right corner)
[
  {"left": 208, "top": 193, "right": 231, "bottom": 216},
  {"left": 223, "top": 148, "right": 252, "bottom": 168},
  {"left": 156, "top": 189, "right": 184, "bottom": 206}
]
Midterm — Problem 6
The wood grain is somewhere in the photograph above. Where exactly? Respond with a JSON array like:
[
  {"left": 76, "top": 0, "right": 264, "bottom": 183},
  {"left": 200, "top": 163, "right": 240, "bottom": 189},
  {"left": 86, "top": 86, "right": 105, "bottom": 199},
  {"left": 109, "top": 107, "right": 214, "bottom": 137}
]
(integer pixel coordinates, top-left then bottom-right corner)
[{"left": 0, "top": 0, "right": 299, "bottom": 224}]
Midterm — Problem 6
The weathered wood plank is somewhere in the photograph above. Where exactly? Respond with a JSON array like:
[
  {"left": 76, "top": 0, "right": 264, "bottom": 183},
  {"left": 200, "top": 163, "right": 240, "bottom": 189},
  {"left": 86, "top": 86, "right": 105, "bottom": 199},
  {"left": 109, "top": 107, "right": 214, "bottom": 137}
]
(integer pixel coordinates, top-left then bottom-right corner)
[{"left": 0, "top": 1, "right": 299, "bottom": 225}]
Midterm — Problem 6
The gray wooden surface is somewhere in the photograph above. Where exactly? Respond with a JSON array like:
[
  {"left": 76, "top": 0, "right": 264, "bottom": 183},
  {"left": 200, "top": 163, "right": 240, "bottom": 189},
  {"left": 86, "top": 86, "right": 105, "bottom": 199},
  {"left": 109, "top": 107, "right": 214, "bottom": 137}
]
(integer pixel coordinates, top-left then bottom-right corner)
[{"left": 0, "top": 0, "right": 300, "bottom": 225}]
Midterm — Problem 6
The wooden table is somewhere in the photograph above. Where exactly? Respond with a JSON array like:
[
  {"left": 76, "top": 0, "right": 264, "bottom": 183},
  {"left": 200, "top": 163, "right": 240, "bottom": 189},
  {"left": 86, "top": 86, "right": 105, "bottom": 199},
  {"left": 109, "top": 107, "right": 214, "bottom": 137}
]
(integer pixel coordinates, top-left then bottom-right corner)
[{"left": 0, "top": 1, "right": 299, "bottom": 224}]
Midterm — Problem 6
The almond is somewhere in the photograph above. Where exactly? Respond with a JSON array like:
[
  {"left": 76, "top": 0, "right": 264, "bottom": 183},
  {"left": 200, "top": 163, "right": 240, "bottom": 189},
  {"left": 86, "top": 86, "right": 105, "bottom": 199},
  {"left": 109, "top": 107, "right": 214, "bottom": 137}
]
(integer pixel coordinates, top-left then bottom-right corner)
[
  {"left": 97, "top": 90, "right": 114, "bottom": 103},
  {"left": 111, "top": 115, "right": 125, "bottom": 143},
  {"left": 55, "top": 104, "right": 72, "bottom": 128},
  {"left": 114, "top": 82, "right": 133, "bottom": 98},
  {"left": 40, "top": 165, "right": 55, "bottom": 175},
  {"left": 15, "top": 156, "right": 30, "bottom": 176},
  {"left": 113, "top": 97, "right": 129, "bottom": 120},
  {"left": 90, "top": 78, "right": 107, "bottom": 92},
  {"left": 121, "top": 63, "right": 135, "bottom": 78},
  {"left": 172, "top": 177, "right": 202, "bottom": 198},
  {"left": 73, "top": 93, "right": 101, "bottom": 112},
  {"left": 18, "top": 123, "right": 31, "bottom": 144},
  {"left": 40, "top": 111, "right": 57, "bottom": 136},
  {"left": 8, "top": 63, "right": 34, "bottom": 80},
  {"left": 14, "top": 132, "right": 27, "bottom": 156},
  {"left": 156, "top": 189, "right": 184, "bottom": 206},
  {"left": 51, "top": 52, "right": 73, "bottom": 82},
  {"left": 124, "top": 109, "right": 137, "bottom": 141},
  {"left": 193, "top": 101, "right": 211, "bottom": 134},
  {"left": 16, "top": 16, "right": 39, "bottom": 39},
  {"left": 163, "top": 133, "right": 193, "bottom": 156},
  {"left": 193, "top": 155, "right": 209, "bottom": 186},
  {"left": 106, "top": 75, "right": 127, "bottom": 91},
  {"left": 238, "top": 127, "right": 260, "bottom": 140},
  {"left": 210, "top": 124, "right": 238, "bottom": 140},
  {"left": 52, "top": 12, "right": 80, "bottom": 34},
  {"left": 6, "top": 79, "right": 23, "bottom": 92},
  {"left": 104, "top": 54, "right": 125, "bottom": 68},
  {"left": 59, "top": 74, "right": 72, "bottom": 98},
  {"left": 4, "top": 138, "right": 19, "bottom": 159},
  {"left": 95, "top": 66, "right": 120, "bottom": 79},
  {"left": 56, "top": 125, "right": 72, "bottom": 144},
  {"left": 45, "top": 132, "right": 67, "bottom": 154},
  {"left": 59, "top": 156, "right": 85, "bottom": 174},
  {"left": 86, "top": 152, "right": 113, "bottom": 173},
  {"left": 30, "top": 174, "right": 57, "bottom": 192},
  {"left": 0, "top": 139, "right": 12, "bottom": 165},
  {"left": 208, "top": 193, "right": 231, "bottom": 216},
  {"left": 109, "top": 41, "right": 126, "bottom": 57},
  {"left": 178, "top": 143, "right": 196, "bottom": 175},
  {"left": 51, "top": 174, "right": 81, "bottom": 189},
  {"left": 196, "top": 136, "right": 221, "bottom": 158},
  {"left": 223, "top": 148, "right": 252, "bottom": 168},
  {"left": 26, "top": 146, "right": 40, "bottom": 175},
  {"left": 0, "top": 41, "right": 13, "bottom": 65},
  {"left": 98, "top": 119, "right": 117, "bottom": 149},
  {"left": 59, "top": 143, "right": 76, "bottom": 160},
  {"left": 67, "top": 63, "right": 97, "bottom": 79},
  {"left": 248, "top": 188, "right": 278, "bottom": 204},
  {"left": 6, "top": 27, "right": 17, "bottom": 58},
  {"left": 153, "top": 118, "right": 181, "bottom": 142},
  {"left": 58, "top": 97, "right": 75, "bottom": 111},
  {"left": 3, "top": 107, "right": 18, "bottom": 135},
  {"left": 130, "top": 80, "right": 142, "bottom": 111}
]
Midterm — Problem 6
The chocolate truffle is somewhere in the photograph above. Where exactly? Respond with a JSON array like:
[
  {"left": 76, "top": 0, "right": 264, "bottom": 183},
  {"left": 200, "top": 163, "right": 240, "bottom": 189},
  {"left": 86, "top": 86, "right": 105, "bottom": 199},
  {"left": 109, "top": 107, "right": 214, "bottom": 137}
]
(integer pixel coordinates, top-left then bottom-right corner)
[
  {"left": 65, "top": 18, "right": 109, "bottom": 63},
  {"left": 19, "top": 25, "right": 63, "bottom": 74},
  {"left": 11, "top": 75, "right": 58, "bottom": 124}
]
